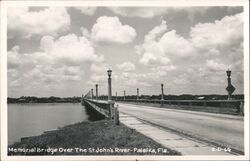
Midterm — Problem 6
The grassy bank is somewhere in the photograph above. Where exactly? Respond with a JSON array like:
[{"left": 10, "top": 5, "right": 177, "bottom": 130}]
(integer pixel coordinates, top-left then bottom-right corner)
[{"left": 8, "top": 120, "right": 180, "bottom": 155}]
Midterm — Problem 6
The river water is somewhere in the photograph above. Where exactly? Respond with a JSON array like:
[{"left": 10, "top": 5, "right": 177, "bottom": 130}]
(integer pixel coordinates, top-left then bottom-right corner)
[{"left": 8, "top": 103, "right": 89, "bottom": 145}]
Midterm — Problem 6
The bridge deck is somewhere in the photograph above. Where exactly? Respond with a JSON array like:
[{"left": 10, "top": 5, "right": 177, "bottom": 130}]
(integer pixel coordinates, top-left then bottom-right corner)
[
  {"left": 120, "top": 113, "right": 231, "bottom": 155},
  {"left": 117, "top": 102, "right": 244, "bottom": 155},
  {"left": 82, "top": 98, "right": 244, "bottom": 155}
]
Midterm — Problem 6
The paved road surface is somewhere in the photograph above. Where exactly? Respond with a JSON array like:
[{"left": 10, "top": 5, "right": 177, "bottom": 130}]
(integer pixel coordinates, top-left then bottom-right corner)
[{"left": 117, "top": 102, "right": 244, "bottom": 153}]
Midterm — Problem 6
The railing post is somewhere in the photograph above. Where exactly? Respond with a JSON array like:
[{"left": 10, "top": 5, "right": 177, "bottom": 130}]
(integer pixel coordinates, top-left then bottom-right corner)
[
  {"left": 108, "top": 101, "right": 115, "bottom": 119},
  {"left": 124, "top": 90, "right": 126, "bottom": 101},
  {"left": 240, "top": 101, "right": 244, "bottom": 116},
  {"left": 137, "top": 88, "right": 139, "bottom": 102},
  {"left": 161, "top": 83, "right": 164, "bottom": 107},
  {"left": 95, "top": 84, "right": 98, "bottom": 100},
  {"left": 114, "top": 104, "right": 120, "bottom": 125},
  {"left": 115, "top": 91, "right": 117, "bottom": 101}
]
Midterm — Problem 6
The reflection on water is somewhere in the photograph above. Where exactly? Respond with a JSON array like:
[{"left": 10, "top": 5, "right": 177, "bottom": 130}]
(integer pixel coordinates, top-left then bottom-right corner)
[{"left": 8, "top": 103, "right": 91, "bottom": 145}]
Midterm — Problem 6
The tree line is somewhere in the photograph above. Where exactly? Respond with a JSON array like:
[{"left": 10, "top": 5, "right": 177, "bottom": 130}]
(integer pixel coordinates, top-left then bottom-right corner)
[
  {"left": 7, "top": 96, "right": 81, "bottom": 103},
  {"left": 8, "top": 94, "right": 244, "bottom": 104}
]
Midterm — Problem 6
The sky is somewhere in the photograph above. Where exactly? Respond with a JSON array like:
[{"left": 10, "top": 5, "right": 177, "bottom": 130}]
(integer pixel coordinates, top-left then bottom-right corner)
[{"left": 7, "top": 6, "right": 244, "bottom": 97}]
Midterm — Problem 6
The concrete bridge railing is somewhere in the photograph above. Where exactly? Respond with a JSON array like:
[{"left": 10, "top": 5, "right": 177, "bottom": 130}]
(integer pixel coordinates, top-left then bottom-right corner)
[
  {"left": 82, "top": 68, "right": 244, "bottom": 121},
  {"left": 82, "top": 98, "right": 119, "bottom": 125},
  {"left": 116, "top": 99, "right": 244, "bottom": 115}
]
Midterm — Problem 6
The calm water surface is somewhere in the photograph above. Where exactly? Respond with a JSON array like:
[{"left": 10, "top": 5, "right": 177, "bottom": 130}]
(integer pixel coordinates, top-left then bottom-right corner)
[{"left": 8, "top": 103, "right": 88, "bottom": 145}]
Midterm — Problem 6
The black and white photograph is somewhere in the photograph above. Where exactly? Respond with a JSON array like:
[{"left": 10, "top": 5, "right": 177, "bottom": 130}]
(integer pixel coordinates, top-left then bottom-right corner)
[{"left": 1, "top": 0, "right": 249, "bottom": 160}]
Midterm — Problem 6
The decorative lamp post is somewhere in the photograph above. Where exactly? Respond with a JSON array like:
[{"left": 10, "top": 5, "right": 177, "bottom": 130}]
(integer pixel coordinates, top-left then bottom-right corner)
[
  {"left": 137, "top": 88, "right": 139, "bottom": 101},
  {"left": 226, "top": 70, "right": 235, "bottom": 100},
  {"left": 161, "top": 84, "right": 164, "bottom": 107},
  {"left": 95, "top": 84, "right": 98, "bottom": 100},
  {"left": 107, "top": 69, "right": 112, "bottom": 101}
]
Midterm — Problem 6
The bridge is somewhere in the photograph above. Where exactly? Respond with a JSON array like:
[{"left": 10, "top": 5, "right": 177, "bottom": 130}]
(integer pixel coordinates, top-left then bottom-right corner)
[{"left": 81, "top": 69, "right": 244, "bottom": 155}]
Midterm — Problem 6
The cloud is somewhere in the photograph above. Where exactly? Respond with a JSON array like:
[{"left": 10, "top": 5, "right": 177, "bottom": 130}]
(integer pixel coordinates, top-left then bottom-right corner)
[
  {"left": 7, "top": 54, "right": 82, "bottom": 88},
  {"left": 159, "top": 30, "right": 194, "bottom": 57},
  {"left": 8, "top": 32, "right": 104, "bottom": 89},
  {"left": 150, "top": 65, "right": 176, "bottom": 77},
  {"left": 190, "top": 12, "right": 243, "bottom": 50},
  {"left": 205, "top": 59, "right": 229, "bottom": 71},
  {"left": 90, "top": 63, "right": 110, "bottom": 74},
  {"left": 23, "top": 64, "right": 82, "bottom": 84},
  {"left": 120, "top": 73, "right": 151, "bottom": 88},
  {"left": 8, "top": 7, "right": 70, "bottom": 38},
  {"left": 108, "top": 7, "right": 210, "bottom": 18},
  {"left": 7, "top": 46, "right": 22, "bottom": 69},
  {"left": 8, "top": 46, "right": 42, "bottom": 70},
  {"left": 138, "top": 12, "right": 243, "bottom": 66},
  {"left": 137, "top": 20, "right": 169, "bottom": 66},
  {"left": 40, "top": 34, "right": 103, "bottom": 65},
  {"left": 109, "top": 7, "right": 169, "bottom": 18},
  {"left": 63, "top": 66, "right": 81, "bottom": 76},
  {"left": 88, "top": 63, "right": 113, "bottom": 85},
  {"left": 137, "top": 20, "right": 193, "bottom": 67},
  {"left": 135, "top": 12, "right": 243, "bottom": 94},
  {"left": 173, "top": 74, "right": 190, "bottom": 85},
  {"left": 117, "top": 62, "right": 135, "bottom": 72},
  {"left": 90, "top": 74, "right": 106, "bottom": 83},
  {"left": 73, "top": 7, "right": 97, "bottom": 15},
  {"left": 144, "top": 20, "right": 168, "bottom": 42},
  {"left": 80, "top": 27, "right": 91, "bottom": 38},
  {"left": 91, "top": 16, "right": 136, "bottom": 44}
]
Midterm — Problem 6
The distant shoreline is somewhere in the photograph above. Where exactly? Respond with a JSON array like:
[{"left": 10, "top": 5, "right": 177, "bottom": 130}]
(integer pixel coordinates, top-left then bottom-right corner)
[
  {"left": 7, "top": 94, "right": 244, "bottom": 104},
  {"left": 8, "top": 96, "right": 82, "bottom": 104},
  {"left": 8, "top": 102, "right": 81, "bottom": 104}
]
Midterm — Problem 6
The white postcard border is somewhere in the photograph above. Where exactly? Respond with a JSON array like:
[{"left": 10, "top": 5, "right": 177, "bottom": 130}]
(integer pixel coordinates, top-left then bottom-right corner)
[{"left": 1, "top": 0, "right": 249, "bottom": 161}]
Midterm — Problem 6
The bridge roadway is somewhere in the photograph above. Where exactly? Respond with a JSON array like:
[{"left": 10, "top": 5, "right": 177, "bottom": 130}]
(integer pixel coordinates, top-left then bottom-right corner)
[{"left": 116, "top": 102, "right": 244, "bottom": 153}]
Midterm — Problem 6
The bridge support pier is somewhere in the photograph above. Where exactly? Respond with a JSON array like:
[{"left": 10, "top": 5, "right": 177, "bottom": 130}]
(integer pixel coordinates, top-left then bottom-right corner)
[{"left": 82, "top": 98, "right": 119, "bottom": 125}]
